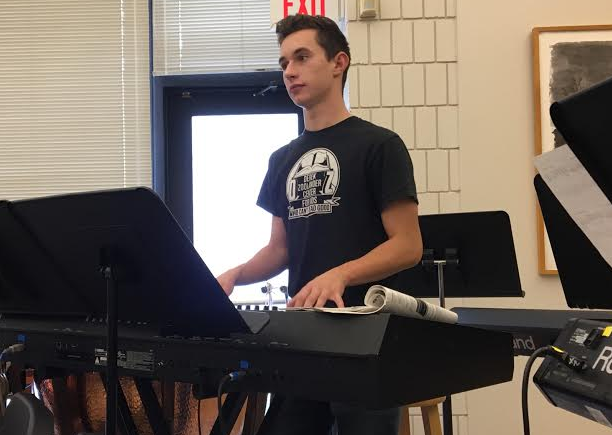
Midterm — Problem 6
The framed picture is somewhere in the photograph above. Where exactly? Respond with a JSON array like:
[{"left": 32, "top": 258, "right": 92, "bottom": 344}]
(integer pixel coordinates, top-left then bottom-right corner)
[{"left": 532, "top": 24, "right": 612, "bottom": 275}]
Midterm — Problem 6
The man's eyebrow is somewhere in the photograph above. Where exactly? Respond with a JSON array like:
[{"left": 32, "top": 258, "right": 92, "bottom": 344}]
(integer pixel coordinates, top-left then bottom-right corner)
[
  {"left": 278, "top": 47, "right": 312, "bottom": 64},
  {"left": 293, "top": 47, "right": 311, "bottom": 56}
]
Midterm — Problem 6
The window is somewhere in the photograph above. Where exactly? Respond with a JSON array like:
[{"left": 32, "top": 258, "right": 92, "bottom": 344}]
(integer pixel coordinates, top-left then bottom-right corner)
[
  {"left": 152, "top": 0, "right": 279, "bottom": 75},
  {"left": 0, "top": 1, "right": 150, "bottom": 200}
]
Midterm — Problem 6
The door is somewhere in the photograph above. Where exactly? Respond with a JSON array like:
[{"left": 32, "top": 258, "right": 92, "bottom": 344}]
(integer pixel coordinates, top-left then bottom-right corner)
[{"left": 163, "top": 74, "right": 302, "bottom": 303}]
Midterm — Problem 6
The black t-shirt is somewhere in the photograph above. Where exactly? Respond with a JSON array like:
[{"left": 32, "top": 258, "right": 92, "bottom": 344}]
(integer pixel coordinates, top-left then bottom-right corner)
[{"left": 257, "top": 116, "right": 418, "bottom": 306}]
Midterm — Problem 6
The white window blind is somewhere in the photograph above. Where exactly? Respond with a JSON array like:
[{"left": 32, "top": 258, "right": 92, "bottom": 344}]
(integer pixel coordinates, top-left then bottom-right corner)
[
  {"left": 0, "top": 0, "right": 151, "bottom": 201},
  {"left": 153, "top": 0, "right": 280, "bottom": 75}
]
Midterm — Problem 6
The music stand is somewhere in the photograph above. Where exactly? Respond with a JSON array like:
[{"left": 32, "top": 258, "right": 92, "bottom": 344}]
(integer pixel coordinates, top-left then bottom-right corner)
[
  {"left": 535, "top": 176, "right": 612, "bottom": 308},
  {"left": 395, "top": 211, "right": 523, "bottom": 304},
  {"left": 535, "top": 76, "right": 612, "bottom": 309},
  {"left": 394, "top": 210, "right": 523, "bottom": 435},
  {"left": 0, "top": 201, "right": 91, "bottom": 317},
  {"left": 2, "top": 188, "right": 252, "bottom": 435}
]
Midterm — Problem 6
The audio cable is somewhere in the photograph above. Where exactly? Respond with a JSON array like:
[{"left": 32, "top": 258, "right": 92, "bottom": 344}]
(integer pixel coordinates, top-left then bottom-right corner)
[
  {"left": 522, "top": 345, "right": 587, "bottom": 435},
  {"left": 217, "top": 371, "right": 247, "bottom": 435},
  {"left": 0, "top": 343, "right": 25, "bottom": 362}
]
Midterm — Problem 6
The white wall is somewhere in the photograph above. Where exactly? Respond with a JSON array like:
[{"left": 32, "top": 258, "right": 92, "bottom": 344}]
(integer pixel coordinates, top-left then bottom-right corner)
[{"left": 458, "top": 1, "right": 612, "bottom": 434}]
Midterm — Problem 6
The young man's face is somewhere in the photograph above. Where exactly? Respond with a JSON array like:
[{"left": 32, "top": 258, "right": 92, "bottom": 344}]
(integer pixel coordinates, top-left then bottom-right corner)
[{"left": 278, "top": 29, "right": 341, "bottom": 110}]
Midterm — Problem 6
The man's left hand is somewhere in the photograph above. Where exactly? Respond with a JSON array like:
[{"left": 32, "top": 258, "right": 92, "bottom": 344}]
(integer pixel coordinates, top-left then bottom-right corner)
[{"left": 287, "top": 268, "right": 347, "bottom": 308}]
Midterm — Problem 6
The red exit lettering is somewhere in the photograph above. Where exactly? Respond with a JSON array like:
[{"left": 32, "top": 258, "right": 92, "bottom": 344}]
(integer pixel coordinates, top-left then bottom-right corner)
[{"left": 283, "top": 0, "right": 326, "bottom": 17}]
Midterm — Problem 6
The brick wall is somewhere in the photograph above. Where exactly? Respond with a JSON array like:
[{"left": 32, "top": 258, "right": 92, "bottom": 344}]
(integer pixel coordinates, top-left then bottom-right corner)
[{"left": 346, "top": 0, "right": 460, "bottom": 216}]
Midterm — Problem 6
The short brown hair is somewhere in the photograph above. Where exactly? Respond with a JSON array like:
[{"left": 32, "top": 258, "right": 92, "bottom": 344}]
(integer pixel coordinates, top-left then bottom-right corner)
[{"left": 276, "top": 14, "right": 351, "bottom": 90}]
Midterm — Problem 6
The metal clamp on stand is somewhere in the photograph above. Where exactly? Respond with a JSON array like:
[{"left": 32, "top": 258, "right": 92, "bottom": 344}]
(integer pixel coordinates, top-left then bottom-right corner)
[
  {"left": 260, "top": 282, "right": 288, "bottom": 306},
  {"left": 421, "top": 247, "right": 459, "bottom": 435},
  {"left": 421, "top": 248, "right": 459, "bottom": 310}
]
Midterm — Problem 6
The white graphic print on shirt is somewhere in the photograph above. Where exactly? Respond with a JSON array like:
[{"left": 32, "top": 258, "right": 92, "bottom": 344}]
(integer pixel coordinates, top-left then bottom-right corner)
[{"left": 286, "top": 148, "right": 341, "bottom": 220}]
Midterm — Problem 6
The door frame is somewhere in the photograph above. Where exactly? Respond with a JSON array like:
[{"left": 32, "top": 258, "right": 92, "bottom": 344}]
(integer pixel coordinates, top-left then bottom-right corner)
[{"left": 152, "top": 71, "right": 303, "bottom": 239}]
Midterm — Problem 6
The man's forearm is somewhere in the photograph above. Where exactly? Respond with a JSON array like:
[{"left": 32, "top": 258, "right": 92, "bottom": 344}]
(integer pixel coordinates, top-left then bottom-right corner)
[
  {"left": 234, "top": 244, "right": 289, "bottom": 286},
  {"left": 336, "top": 236, "right": 422, "bottom": 288}
]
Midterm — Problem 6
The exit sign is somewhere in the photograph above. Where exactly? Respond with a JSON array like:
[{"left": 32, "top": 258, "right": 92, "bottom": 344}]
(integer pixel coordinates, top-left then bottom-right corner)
[{"left": 270, "top": 0, "right": 340, "bottom": 27}]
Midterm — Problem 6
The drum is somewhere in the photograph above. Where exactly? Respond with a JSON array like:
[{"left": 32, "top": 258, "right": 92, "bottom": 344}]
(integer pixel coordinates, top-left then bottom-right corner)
[{"left": 38, "top": 374, "right": 244, "bottom": 435}]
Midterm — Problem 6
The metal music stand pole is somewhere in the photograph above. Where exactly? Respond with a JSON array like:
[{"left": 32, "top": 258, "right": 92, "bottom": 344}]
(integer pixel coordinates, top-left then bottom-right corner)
[
  {"left": 422, "top": 248, "right": 459, "bottom": 435},
  {"left": 100, "top": 249, "right": 119, "bottom": 435}
]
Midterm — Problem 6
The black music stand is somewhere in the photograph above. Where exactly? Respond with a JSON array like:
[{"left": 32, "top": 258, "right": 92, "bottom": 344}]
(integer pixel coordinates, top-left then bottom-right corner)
[
  {"left": 0, "top": 200, "right": 92, "bottom": 317},
  {"left": 2, "top": 188, "right": 252, "bottom": 435},
  {"left": 535, "top": 76, "right": 612, "bottom": 309},
  {"left": 535, "top": 177, "right": 612, "bottom": 309},
  {"left": 395, "top": 211, "right": 523, "bottom": 302},
  {"left": 394, "top": 210, "right": 523, "bottom": 435}
]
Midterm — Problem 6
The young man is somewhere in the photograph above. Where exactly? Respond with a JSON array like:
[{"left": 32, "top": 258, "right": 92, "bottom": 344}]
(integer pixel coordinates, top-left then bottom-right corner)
[{"left": 217, "top": 14, "right": 422, "bottom": 435}]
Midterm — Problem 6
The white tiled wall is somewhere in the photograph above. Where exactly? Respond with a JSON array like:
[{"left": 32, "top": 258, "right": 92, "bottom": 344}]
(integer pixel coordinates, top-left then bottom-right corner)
[{"left": 347, "top": 0, "right": 460, "bottom": 216}]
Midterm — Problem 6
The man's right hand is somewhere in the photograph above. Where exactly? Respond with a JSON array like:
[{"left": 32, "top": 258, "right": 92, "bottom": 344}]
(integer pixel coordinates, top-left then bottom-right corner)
[{"left": 216, "top": 267, "right": 242, "bottom": 296}]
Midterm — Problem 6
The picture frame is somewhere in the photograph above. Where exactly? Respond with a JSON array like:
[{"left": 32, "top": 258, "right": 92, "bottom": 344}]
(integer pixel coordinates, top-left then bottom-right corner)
[{"left": 532, "top": 24, "right": 612, "bottom": 275}]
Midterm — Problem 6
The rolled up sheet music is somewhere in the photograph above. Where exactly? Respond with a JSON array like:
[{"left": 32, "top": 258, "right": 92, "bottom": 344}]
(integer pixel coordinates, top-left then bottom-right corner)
[{"left": 287, "top": 285, "right": 458, "bottom": 324}]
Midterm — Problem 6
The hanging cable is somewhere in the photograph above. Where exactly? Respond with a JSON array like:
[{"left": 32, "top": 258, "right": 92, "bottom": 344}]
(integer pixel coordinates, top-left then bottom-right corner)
[
  {"left": 217, "top": 371, "right": 247, "bottom": 435},
  {"left": 522, "top": 345, "right": 586, "bottom": 435},
  {"left": 522, "top": 346, "right": 551, "bottom": 435}
]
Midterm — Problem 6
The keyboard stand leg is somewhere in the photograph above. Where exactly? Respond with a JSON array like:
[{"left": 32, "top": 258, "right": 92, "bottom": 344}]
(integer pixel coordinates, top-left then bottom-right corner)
[
  {"left": 76, "top": 374, "right": 95, "bottom": 433},
  {"left": 210, "top": 391, "right": 248, "bottom": 435},
  {"left": 100, "top": 373, "right": 139, "bottom": 435},
  {"left": 243, "top": 392, "right": 267, "bottom": 435},
  {"left": 52, "top": 376, "right": 81, "bottom": 435},
  {"left": 134, "top": 378, "right": 172, "bottom": 435},
  {"left": 250, "top": 395, "right": 284, "bottom": 435},
  {"left": 442, "top": 397, "right": 453, "bottom": 435},
  {"left": 160, "top": 381, "right": 175, "bottom": 431}
]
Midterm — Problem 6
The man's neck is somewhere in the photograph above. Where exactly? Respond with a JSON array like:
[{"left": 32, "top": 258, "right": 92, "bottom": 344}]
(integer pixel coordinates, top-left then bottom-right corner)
[{"left": 303, "top": 96, "right": 351, "bottom": 132}]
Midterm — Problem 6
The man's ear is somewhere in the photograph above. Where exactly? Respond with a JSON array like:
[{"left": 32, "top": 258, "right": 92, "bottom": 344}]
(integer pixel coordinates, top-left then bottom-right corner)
[{"left": 332, "top": 51, "right": 350, "bottom": 79}]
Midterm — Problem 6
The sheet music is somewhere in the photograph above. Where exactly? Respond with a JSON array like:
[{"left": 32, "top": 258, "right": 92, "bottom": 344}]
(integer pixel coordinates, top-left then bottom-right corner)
[
  {"left": 287, "top": 285, "right": 458, "bottom": 324},
  {"left": 534, "top": 145, "right": 612, "bottom": 269}
]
